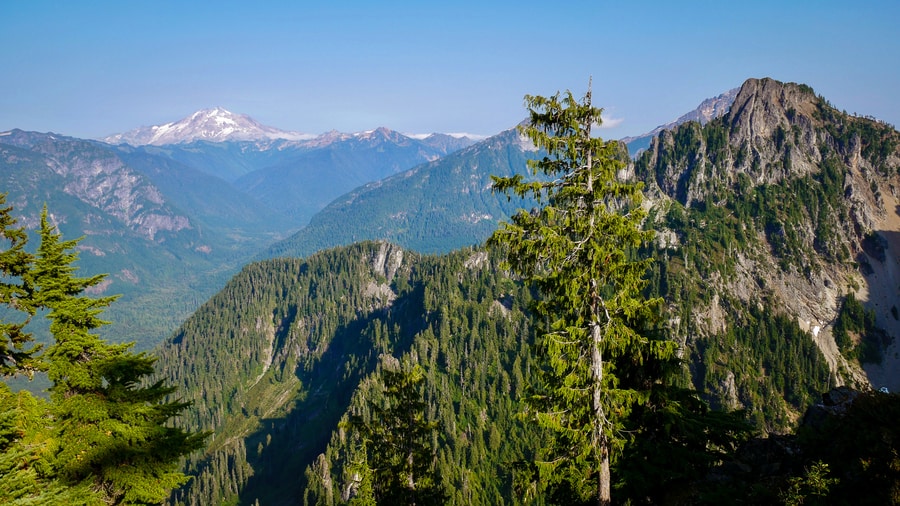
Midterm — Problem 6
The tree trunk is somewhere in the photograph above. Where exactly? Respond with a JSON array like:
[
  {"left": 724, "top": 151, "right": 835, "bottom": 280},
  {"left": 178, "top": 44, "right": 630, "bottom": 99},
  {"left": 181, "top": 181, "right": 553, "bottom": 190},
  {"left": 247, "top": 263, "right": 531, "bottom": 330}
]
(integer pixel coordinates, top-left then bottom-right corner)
[
  {"left": 599, "top": 442, "right": 611, "bottom": 506},
  {"left": 590, "top": 321, "right": 611, "bottom": 505}
]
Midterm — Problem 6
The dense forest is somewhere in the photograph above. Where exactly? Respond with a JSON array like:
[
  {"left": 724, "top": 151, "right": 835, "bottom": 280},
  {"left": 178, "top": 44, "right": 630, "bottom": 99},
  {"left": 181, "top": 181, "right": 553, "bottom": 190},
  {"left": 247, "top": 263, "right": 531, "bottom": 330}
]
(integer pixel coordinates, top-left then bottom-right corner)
[{"left": 151, "top": 239, "right": 900, "bottom": 505}]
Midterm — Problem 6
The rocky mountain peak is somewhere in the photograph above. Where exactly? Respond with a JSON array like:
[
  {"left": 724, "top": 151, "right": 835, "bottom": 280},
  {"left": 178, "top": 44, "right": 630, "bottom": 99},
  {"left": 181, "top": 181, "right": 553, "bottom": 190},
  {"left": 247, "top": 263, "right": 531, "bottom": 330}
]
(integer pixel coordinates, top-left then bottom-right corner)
[
  {"left": 640, "top": 78, "right": 834, "bottom": 206},
  {"left": 636, "top": 76, "right": 900, "bottom": 393},
  {"left": 353, "top": 126, "right": 408, "bottom": 145},
  {"left": 727, "top": 77, "right": 821, "bottom": 142}
]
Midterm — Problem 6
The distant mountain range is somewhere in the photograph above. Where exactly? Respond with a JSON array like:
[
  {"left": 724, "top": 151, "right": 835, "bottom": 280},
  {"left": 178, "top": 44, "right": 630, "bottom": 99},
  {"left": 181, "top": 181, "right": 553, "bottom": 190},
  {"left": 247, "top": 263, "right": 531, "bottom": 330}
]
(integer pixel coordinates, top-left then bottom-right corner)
[
  {"left": 103, "top": 107, "right": 480, "bottom": 153},
  {"left": 0, "top": 114, "right": 479, "bottom": 349},
  {"left": 0, "top": 129, "right": 255, "bottom": 349},
  {"left": 262, "top": 127, "right": 540, "bottom": 259},
  {"left": 623, "top": 87, "right": 739, "bottom": 156}
]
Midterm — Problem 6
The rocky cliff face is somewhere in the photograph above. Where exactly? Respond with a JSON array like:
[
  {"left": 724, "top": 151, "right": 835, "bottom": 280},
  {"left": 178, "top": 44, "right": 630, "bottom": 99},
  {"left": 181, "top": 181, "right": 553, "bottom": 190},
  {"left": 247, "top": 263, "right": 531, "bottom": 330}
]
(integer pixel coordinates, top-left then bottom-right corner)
[
  {"left": 636, "top": 77, "right": 900, "bottom": 395},
  {"left": 644, "top": 78, "right": 898, "bottom": 204},
  {"left": 0, "top": 129, "right": 232, "bottom": 348},
  {"left": 1, "top": 130, "right": 192, "bottom": 241}
]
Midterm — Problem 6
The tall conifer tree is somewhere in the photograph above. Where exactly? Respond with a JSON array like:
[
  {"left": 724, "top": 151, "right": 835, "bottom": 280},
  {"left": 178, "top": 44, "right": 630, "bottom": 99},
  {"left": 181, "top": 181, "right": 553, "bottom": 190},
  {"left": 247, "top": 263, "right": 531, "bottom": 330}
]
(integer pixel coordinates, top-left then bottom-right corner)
[
  {"left": 490, "top": 83, "right": 676, "bottom": 505},
  {"left": 345, "top": 364, "right": 446, "bottom": 505},
  {"left": 32, "top": 207, "right": 205, "bottom": 505},
  {"left": 0, "top": 383, "right": 101, "bottom": 504}
]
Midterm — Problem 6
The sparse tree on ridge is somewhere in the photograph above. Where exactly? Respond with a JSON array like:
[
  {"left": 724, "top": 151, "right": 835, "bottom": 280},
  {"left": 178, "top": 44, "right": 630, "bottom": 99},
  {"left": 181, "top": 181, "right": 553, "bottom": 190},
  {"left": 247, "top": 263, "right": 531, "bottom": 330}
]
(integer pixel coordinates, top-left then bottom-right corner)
[{"left": 490, "top": 81, "right": 676, "bottom": 505}]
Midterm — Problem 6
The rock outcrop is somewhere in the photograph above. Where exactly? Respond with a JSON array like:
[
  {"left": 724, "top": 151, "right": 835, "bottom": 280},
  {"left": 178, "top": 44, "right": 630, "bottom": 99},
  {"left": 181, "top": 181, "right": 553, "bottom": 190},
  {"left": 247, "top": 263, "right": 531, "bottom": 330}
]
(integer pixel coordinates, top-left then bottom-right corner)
[{"left": 636, "top": 77, "right": 900, "bottom": 397}]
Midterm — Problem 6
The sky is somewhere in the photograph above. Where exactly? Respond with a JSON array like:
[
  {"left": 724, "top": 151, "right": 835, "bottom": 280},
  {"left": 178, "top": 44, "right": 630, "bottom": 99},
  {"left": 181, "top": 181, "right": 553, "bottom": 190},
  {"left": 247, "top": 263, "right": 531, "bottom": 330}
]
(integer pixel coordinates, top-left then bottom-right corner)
[{"left": 2, "top": 1, "right": 898, "bottom": 141}]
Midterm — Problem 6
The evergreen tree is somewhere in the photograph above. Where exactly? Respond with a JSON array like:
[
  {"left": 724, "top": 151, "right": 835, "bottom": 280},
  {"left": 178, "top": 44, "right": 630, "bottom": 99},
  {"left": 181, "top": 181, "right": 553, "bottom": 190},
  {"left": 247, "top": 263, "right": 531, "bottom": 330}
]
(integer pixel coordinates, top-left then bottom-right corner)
[
  {"left": 490, "top": 83, "right": 676, "bottom": 505},
  {"left": 345, "top": 363, "right": 446, "bottom": 505},
  {"left": 31, "top": 207, "right": 206, "bottom": 505},
  {"left": 614, "top": 386, "right": 751, "bottom": 503},
  {"left": 0, "top": 383, "right": 100, "bottom": 504},
  {"left": 0, "top": 192, "right": 39, "bottom": 376}
]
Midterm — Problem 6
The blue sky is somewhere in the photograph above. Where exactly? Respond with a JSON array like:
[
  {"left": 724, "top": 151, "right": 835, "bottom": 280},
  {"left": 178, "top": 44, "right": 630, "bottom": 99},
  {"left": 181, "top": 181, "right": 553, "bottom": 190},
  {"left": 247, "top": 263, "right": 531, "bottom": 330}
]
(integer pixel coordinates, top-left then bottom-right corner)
[{"left": 2, "top": 1, "right": 898, "bottom": 140}]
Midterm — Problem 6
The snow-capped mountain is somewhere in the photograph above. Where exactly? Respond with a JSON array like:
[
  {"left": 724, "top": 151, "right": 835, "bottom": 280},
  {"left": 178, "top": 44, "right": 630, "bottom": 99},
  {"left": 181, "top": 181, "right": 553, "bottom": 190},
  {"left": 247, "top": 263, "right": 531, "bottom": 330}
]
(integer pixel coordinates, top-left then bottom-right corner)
[
  {"left": 103, "top": 108, "right": 484, "bottom": 151},
  {"left": 103, "top": 107, "right": 313, "bottom": 146}
]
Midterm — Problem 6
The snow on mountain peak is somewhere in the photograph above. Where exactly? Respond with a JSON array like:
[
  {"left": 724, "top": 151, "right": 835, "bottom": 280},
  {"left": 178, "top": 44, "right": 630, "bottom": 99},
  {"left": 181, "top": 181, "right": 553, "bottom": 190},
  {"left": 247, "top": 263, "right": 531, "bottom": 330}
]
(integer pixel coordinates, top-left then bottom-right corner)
[
  {"left": 103, "top": 108, "right": 313, "bottom": 146},
  {"left": 102, "top": 110, "right": 483, "bottom": 151}
]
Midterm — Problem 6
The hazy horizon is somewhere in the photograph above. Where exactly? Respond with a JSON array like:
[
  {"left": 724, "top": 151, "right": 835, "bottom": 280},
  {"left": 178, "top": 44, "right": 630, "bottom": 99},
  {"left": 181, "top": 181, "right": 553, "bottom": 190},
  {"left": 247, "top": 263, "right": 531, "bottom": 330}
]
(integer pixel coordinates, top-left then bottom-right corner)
[{"left": 3, "top": 1, "right": 897, "bottom": 141}]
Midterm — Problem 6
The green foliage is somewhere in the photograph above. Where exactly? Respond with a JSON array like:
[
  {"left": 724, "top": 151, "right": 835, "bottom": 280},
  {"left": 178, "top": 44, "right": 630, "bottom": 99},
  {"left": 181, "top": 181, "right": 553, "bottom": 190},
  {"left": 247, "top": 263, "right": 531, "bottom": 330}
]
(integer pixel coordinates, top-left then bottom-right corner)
[
  {"left": 0, "top": 193, "right": 40, "bottom": 375},
  {"left": 490, "top": 84, "right": 677, "bottom": 504},
  {"left": 645, "top": 209, "right": 833, "bottom": 432},
  {"left": 795, "top": 391, "right": 900, "bottom": 504},
  {"left": 704, "top": 121, "right": 729, "bottom": 167},
  {"left": 694, "top": 304, "right": 833, "bottom": 430},
  {"left": 817, "top": 102, "right": 899, "bottom": 173},
  {"left": 0, "top": 383, "right": 99, "bottom": 504},
  {"left": 639, "top": 258, "right": 831, "bottom": 425},
  {"left": 614, "top": 386, "right": 752, "bottom": 504},
  {"left": 0, "top": 202, "right": 204, "bottom": 505},
  {"left": 833, "top": 292, "right": 887, "bottom": 364},
  {"left": 161, "top": 245, "right": 543, "bottom": 505},
  {"left": 781, "top": 461, "right": 838, "bottom": 506},
  {"left": 344, "top": 363, "right": 446, "bottom": 505}
]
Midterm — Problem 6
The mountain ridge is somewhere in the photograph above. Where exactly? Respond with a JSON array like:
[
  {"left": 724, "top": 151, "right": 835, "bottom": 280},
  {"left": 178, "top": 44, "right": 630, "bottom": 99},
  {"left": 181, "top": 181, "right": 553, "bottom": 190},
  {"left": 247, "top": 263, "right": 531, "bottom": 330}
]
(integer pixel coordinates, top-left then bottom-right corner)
[
  {"left": 261, "top": 126, "right": 537, "bottom": 259},
  {"left": 623, "top": 87, "right": 740, "bottom": 156},
  {"left": 0, "top": 129, "right": 288, "bottom": 350},
  {"left": 102, "top": 108, "right": 483, "bottom": 150},
  {"left": 637, "top": 77, "right": 900, "bottom": 393}
]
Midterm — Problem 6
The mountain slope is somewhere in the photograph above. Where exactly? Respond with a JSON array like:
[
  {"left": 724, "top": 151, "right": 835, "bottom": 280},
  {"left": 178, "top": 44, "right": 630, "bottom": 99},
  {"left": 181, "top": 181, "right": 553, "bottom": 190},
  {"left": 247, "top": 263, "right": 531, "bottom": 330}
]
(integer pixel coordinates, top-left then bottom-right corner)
[
  {"left": 0, "top": 130, "right": 262, "bottom": 349},
  {"left": 262, "top": 127, "right": 537, "bottom": 259},
  {"left": 0, "top": 130, "right": 192, "bottom": 241},
  {"left": 129, "top": 139, "right": 312, "bottom": 182},
  {"left": 113, "top": 146, "right": 294, "bottom": 237},
  {"left": 156, "top": 243, "right": 541, "bottom": 505},
  {"left": 233, "top": 127, "right": 478, "bottom": 225},
  {"left": 635, "top": 77, "right": 900, "bottom": 411}
]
